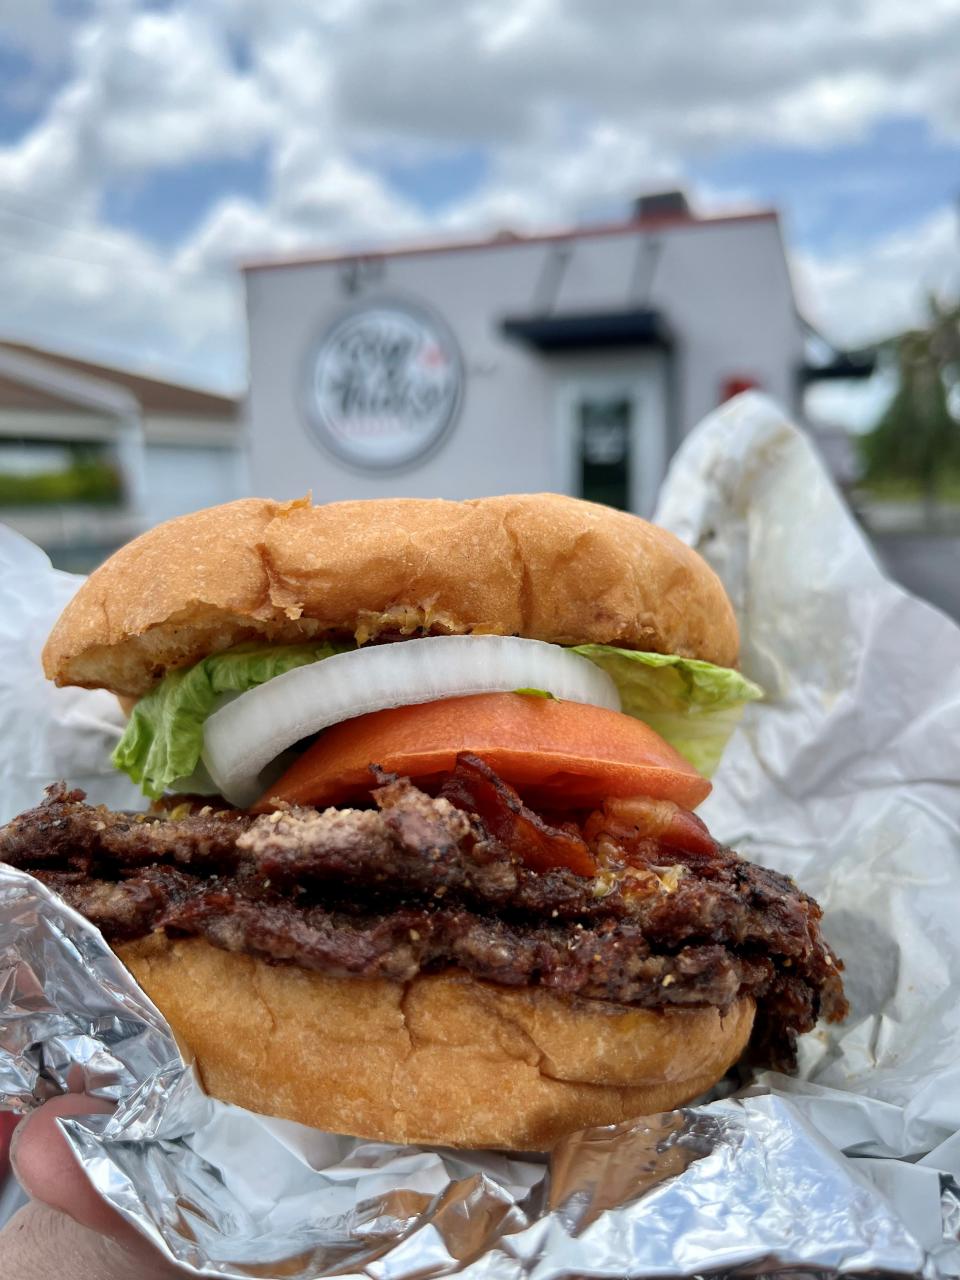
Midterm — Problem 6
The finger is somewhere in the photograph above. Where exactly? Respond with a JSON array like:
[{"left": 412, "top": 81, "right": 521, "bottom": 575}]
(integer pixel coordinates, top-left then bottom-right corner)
[
  {"left": 10, "top": 1095, "right": 143, "bottom": 1246},
  {"left": 0, "top": 1201, "right": 188, "bottom": 1280}
]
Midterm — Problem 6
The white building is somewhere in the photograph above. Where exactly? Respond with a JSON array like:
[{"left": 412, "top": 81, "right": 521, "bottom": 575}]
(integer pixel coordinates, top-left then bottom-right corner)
[
  {"left": 1, "top": 196, "right": 869, "bottom": 574},
  {"left": 243, "top": 195, "right": 812, "bottom": 515},
  {"left": 0, "top": 340, "right": 243, "bottom": 570}
]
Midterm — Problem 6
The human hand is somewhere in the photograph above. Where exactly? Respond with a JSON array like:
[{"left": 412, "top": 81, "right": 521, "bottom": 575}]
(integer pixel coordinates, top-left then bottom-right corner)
[{"left": 1, "top": 1095, "right": 189, "bottom": 1279}]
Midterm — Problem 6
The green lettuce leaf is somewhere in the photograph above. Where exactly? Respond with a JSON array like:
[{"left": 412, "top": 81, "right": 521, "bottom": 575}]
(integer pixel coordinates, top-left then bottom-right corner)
[
  {"left": 513, "top": 687, "right": 559, "bottom": 700},
  {"left": 113, "top": 642, "right": 349, "bottom": 798},
  {"left": 571, "top": 645, "right": 763, "bottom": 776},
  {"left": 114, "top": 639, "right": 763, "bottom": 799}
]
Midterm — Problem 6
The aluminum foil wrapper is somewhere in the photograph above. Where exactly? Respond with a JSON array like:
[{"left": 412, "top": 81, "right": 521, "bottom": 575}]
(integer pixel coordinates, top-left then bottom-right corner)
[{"left": 1, "top": 393, "right": 959, "bottom": 1277}]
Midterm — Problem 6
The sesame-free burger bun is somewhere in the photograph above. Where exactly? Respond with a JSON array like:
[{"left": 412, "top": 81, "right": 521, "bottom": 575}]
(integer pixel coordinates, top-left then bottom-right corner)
[
  {"left": 43, "top": 493, "right": 740, "bottom": 697},
  {"left": 118, "top": 934, "right": 755, "bottom": 1151},
  {"left": 50, "top": 492, "right": 749, "bottom": 1149}
]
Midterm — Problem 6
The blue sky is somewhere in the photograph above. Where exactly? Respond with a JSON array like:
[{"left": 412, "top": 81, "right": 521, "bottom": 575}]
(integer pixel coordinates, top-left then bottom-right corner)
[
  {"left": 0, "top": 47, "right": 50, "bottom": 140},
  {"left": 100, "top": 150, "right": 270, "bottom": 247},
  {"left": 22, "top": 114, "right": 958, "bottom": 259},
  {"left": 0, "top": 0, "right": 957, "bottom": 399},
  {"left": 692, "top": 116, "right": 960, "bottom": 257},
  {"left": 373, "top": 146, "right": 491, "bottom": 217}
]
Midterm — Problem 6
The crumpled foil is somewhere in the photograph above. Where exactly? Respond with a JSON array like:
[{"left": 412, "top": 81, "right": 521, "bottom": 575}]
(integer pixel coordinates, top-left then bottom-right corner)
[{"left": 1, "top": 392, "right": 959, "bottom": 1277}]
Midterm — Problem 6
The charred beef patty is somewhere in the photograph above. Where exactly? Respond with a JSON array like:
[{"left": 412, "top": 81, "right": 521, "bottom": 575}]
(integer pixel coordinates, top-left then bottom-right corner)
[{"left": 0, "top": 756, "right": 846, "bottom": 1071}]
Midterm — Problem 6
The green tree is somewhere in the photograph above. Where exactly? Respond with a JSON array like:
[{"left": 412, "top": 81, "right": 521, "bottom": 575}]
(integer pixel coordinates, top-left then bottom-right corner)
[{"left": 861, "top": 296, "right": 960, "bottom": 524}]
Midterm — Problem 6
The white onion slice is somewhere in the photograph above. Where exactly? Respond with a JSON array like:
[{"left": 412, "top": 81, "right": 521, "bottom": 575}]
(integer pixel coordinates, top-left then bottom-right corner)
[{"left": 202, "top": 635, "right": 620, "bottom": 806}]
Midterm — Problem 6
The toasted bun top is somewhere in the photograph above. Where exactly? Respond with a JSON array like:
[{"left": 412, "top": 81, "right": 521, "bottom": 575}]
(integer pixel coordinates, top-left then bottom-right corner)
[{"left": 44, "top": 493, "right": 739, "bottom": 697}]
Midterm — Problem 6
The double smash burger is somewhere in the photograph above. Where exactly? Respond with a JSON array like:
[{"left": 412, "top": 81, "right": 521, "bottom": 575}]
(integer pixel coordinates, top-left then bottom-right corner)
[{"left": 0, "top": 493, "right": 846, "bottom": 1150}]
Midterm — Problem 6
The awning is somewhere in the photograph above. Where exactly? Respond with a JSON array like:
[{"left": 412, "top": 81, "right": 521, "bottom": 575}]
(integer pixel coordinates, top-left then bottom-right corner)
[
  {"left": 501, "top": 308, "right": 672, "bottom": 352},
  {"left": 799, "top": 317, "right": 878, "bottom": 383},
  {"left": 800, "top": 352, "right": 877, "bottom": 384}
]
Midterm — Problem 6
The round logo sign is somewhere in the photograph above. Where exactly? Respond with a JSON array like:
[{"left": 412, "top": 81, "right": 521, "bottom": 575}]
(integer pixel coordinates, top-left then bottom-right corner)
[{"left": 303, "top": 303, "right": 463, "bottom": 470}]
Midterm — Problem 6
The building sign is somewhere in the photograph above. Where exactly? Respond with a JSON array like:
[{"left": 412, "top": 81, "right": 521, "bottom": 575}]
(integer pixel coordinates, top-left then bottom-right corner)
[{"left": 303, "top": 303, "right": 463, "bottom": 469}]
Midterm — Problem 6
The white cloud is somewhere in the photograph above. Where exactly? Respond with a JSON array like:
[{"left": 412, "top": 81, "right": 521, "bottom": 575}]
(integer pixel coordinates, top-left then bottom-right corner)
[
  {"left": 0, "top": 106, "right": 92, "bottom": 213},
  {"left": 271, "top": 140, "right": 424, "bottom": 237},
  {"left": 805, "top": 374, "right": 897, "bottom": 434},
  {"left": 71, "top": 8, "right": 276, "bottom": 170},
  {"left": 0, "top": 211, "right": 245, "bottom": 389},
  {"left": 173, "top": 196, "right": 289, "bottom": 274},
  {"left": 795, "top": 206, "right": 960, "bottom": 347},
  {"left": 307, "top": 0, "right": 960, "bottom": 151},
  {"left": 439, "top": 121, "right": 679, "bottom": 234},
  {"left": 0, "top": 0, "right": 959, "bottom": 391}
]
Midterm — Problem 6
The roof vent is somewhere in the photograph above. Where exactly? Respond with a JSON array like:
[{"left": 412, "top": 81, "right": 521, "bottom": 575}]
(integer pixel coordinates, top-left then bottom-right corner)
[{"left": 632, "top": 190, "right": 691, "bottom": 221}]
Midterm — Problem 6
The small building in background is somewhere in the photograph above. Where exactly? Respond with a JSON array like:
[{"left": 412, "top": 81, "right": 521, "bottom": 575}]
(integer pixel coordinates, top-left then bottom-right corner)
[
  {"left": 1, "top": 195, "right": 873, "bottom": 575},
  {"left": 0, "top": 340, "right": 243, "bottom": 571},
  {"left": 242, "top": 195, "right": 809, "bottom": 515}
]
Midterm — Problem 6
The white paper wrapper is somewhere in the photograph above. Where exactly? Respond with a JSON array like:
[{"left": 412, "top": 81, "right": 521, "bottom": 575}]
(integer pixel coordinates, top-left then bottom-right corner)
[
  {"left": 0, "top": 392, "right": 958, "bottom": 1276},
  {"left": 0, "top": 523, "right": 142, "bottom": 822}
]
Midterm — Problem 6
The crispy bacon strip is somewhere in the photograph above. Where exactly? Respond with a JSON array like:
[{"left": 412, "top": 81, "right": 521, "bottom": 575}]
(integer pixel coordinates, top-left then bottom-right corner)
[
  {"left": 440, "top": 754, "right": 597, "bottom": 877},
  {"left": 583, "top": 795, "right": 717, "bottom": 862}
]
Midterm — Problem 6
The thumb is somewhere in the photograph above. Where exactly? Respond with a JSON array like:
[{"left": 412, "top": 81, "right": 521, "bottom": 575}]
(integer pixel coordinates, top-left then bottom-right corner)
[
  {"left": 7, "top": 1095, "right": 190, "bottom": 1278},
  {"left": 10, "top": 1094, "right": 132, "bottom": 1240}
]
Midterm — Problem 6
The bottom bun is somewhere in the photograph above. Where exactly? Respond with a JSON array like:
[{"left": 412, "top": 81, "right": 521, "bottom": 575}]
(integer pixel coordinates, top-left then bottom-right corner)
[{"left": 118, "top": 933, "right": 755, "bottom": 1150}]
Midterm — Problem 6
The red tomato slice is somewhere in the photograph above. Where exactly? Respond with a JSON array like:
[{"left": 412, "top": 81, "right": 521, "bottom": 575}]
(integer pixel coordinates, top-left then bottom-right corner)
[{"left": 257, "top": 692, "right": 710, "bottom": 812}]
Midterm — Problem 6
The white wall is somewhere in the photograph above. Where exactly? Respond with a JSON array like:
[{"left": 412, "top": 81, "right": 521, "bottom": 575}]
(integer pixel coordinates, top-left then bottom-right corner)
[
  {"left": 141, "top": 443, "right": 248, "bottom": 527},
  {"left": 245, "top": 247, "right": 557, "bottom": 504},
  {"left": 244, "top": 217, "right": 803, "bottom": 508}
]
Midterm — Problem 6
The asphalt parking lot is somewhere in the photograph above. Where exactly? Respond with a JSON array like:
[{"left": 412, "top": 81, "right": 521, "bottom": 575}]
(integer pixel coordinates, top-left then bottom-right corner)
[{"left": 872, "top": 533, "right": 960, "bottom": 621}]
